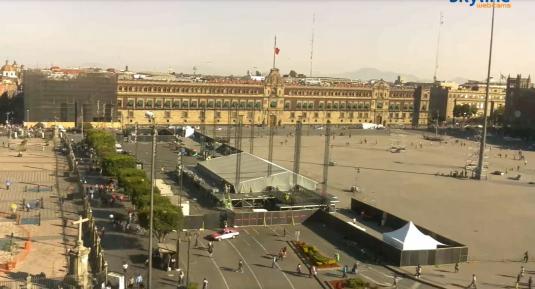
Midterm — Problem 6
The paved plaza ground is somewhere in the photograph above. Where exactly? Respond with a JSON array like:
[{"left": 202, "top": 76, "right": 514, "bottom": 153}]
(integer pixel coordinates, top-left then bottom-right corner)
[
  {"left": 241, "top": 128, "right": 535, "bottom": 288},
  {"left": 0, "top": 136, "right": 79, "bottom": 283}
]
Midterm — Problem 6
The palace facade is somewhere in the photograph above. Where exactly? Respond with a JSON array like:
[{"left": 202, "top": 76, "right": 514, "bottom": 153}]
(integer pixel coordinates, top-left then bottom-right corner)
[{"left": 116, "top": 68, "right": 429, "bottom": 127}]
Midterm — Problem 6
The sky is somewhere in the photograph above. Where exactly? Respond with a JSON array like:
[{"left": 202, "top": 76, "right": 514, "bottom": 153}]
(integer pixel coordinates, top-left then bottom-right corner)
[{"left": 1, "top": 0, "right": 533, "bottom": 81}]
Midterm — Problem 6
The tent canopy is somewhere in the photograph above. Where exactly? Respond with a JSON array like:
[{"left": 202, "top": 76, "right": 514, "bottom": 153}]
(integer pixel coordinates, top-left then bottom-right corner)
[{"left": 382, "top": 221, "right": 445, "bottom": 251}]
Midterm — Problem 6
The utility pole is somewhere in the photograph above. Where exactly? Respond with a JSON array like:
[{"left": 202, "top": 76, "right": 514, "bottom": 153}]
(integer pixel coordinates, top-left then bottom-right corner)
[
  {"left": 477, "top": 5, "right": 495, "bottom": 180},
  {"left": 134, "top": 122, "right": 139, "bottom": 159},
  {"left": 309, "top": 13, "right": 316, "bottom": 77},
  {"left": 147, "top": 114, "right": 157, "bottom": 289},
  {"left": 176, "top": 152, "right": 183, "bottom": 271},
  {"left": 293, "top": 120, "right": 303, "bottom": 189},
  {"left": 272, "top": 35, "right": 277, "bottom": 69},
  {"left": 322, "top": 121, "right": 331, "bottom": 195},
  {"left": 249, "top": 107, "right": 255, "bottom": 154},
  {"left": 80, "top": 105, "right": 84, "bottom": 137}
]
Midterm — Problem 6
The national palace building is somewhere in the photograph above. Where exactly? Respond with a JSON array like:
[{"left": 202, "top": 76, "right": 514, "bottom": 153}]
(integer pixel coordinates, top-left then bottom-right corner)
[{"left": 115, "top": 68, "right": 430, "bottom": 127}]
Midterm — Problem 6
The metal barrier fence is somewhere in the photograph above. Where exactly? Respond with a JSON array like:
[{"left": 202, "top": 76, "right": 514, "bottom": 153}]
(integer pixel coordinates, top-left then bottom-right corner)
[{"left": 229, "top": 209, "right": 317, "bottom": 227}]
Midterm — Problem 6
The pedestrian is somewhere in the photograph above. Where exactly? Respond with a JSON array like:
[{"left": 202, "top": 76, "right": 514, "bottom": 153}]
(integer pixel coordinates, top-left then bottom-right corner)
[
  {"left": 283, "top": 228, "right": 286, "bottom": 237},
  {"left": 272, "top": 256, "right": 277, "bottom": 268},
  {"left": 208, "top": 246, "right": 213, "bottom": 257},
  {"left": 524, "top": 251, "right": 529, "bottom": 263},
  {"left": 202, "top": 277, "right": 208, "bottom": 289},
  {"left": 334, "top": 252, "right": 340, "bottom": 263},
  {"left": 342, "top": 265, "right": 348, "bottom": 278},
  {"left": 392, "top": 273, "right": 398, "bottom": 288},
  {"left": 454, "top": 262, "right": 459, "bottom": 273},
  {"left": 528, "top": 276, "right": 532, "bottom": 289},
  {"left": 351, "top": 262, "right": 358, "bottom": 274},
  {"left": 312, "top": 265, "right": 317, "bottom": 278},
  {"left": 237, "top": 260, "right": 244, "bottom": 273},
  {"left": 5, "top": 180, "right": 11, "bottom": 190},
  {"left": 25, "top": 202, "right": 31, "bottom": 212},
  {"left": 178, "top": 269, "right": 185, "bottom": 285},
  {"left": 521, "top": 266, "right": 525, "bottom": 277},
  {"left": 135, "top": 273, "right": 143, "bottom": 288},
  {"left": 415, "top": 264, "right": 422, "bottom": 279},
  {"left": 128, "top": 276, "right": 135, "bottom": 287},
  {"left": 468, "top": 274, "right": 477, "bottom": 288},
  {"left": 122, "top": 261, "right": 128, "bottom": 275},
  {"left": 297, "top": 263, "right": 302, "bottom": 275}
]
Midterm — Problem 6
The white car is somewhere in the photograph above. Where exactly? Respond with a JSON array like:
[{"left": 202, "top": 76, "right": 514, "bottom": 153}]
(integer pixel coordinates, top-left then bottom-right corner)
[{"left": 209, "top": 228, "right": 239, "bottom": 241}]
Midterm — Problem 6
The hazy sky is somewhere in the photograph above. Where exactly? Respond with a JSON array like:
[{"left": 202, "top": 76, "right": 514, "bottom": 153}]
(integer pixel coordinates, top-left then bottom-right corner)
[{"left": 1, "top": 0, "right": 533, "bottom": 81}]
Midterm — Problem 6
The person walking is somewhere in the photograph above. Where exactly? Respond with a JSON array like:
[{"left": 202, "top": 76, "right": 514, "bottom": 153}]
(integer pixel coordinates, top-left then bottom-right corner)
[
  {"left": 208, "top": 246, "right": 213, "bottom": 257},
  {"left": 237, "top": 260, "right": 244, "bottom": 273},
  {"left": 392, "top": 273, "right": 398, "bottom": 288},
  {"left": 177, "top": 269, "right": 185, "bottom": 286},
  {"left": 342, "top": 265, "right": 348, "bottom": 278},
  {"left": 312, "top": 265, "right": 317, "bottom": 278},
  {"left": 524, "top": 251, "right": 529, "bottom": 263},
  {"left": 454, "top": 262, "right": 459, "bottom": 273},
  {"left": 415, "top": 264, "right": 422, "bottom": 279},
  {"left": 5, "top": 180, "right": 11, "bottom": 190},
  {"left": 272, "top": 256, "right": 277, "bottom": 268},
  {"left": 468, "top": 274, "right": 477, "bottom": 288},
  {"left": 334, "top": 252, "right": 340, "bottom": 263},
  {"left": 122, "top": 261, "right": 128, "bottom": 275},
  {"left": 202, "top": 278, "right": 208, "bottom": 289},
  {"left": 351, "top": 262, "right": 358, "bottom": 274},
  {"left": 528, "top": 276, "right": 532, "bottom": 289},
  {"left": 297, "top": 263, "right": 302, "bottom": 275},
  {"left": 135, "top": 273, "right": 143, "bottom": 289}
]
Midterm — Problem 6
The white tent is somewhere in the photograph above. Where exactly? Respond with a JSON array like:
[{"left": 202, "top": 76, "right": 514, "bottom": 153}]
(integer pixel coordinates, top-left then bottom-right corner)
[{"left": 382, "top": 221, "right": 445, "bottom": 251}]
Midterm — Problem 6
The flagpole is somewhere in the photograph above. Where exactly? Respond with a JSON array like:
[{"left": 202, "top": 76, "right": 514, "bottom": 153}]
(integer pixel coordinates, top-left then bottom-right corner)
[{"left": 272, "top": 35, "right": 277, "bottom": 69}]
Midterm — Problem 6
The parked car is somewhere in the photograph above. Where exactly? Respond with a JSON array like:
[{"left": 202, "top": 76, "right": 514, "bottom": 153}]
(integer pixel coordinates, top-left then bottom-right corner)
[{"left": 208, "top": 228, "right": 239, "bottom": 241}]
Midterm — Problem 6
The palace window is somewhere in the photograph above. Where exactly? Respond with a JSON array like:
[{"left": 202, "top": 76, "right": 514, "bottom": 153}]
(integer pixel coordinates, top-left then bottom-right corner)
[
  {"left": 340, "top": 102, "right": 346, "bottom": 110},
  {"left": 200, "top": 101, "right": 206, "bottom": 108},
  {"left": 128, "top": 111, "right": 134, "bottom": 118},
  {"left": 182, "top": 100, "right": 189, "bottom": 109},
  {"left": 247, "top": 101, "right": 254, "bottom": 109},
  {"left": 270, "top": 100, "right": 277, "bottom": 108},
  {"left": 340, "top": 112, "right": 345, "bottom": 118},
  {"left": 117, "top": 99, "right": 123, "bottom": 108},
  {"left": 223, "top": 101, "right": 229, "bottom": 108},
  {"left": 296, "top": 102, "right": 302, "bottom": 109},
  {"left": 333, "top": 102, "right": 339, "bottom": 109},
  {"left": 284, "top": 102, "right": 290, "bottom": 109},
  {"left": 145, "top": 99, "right": 153, "bottom": 109},
  {"left": 163, "top": 100, "right": 171, "bottom": 109},
  {"left": 136, "top": 99, "right": 144, "bottom": 108},
  {"left": 364, "top": 102, "right": 370, "bottom": 109},
  {"left": 181, "top": 112, "right": 188, "bottom": 118},
  {"left": 164, "top": 111, "right": 171, "bottom": 118},
  {"left": 190, "top": 101, "right": 198, "bottom": 108},
  {"left": 318, "top": 102, "right": 324, "bottom": 109},
  {"left": 326, "top": 102, "right": 332, "bottom": 110},
  {"left": 326, "top": 112, "right": 331, "bottom": 118},
  {"left": 255, "top": 101, "right": 262, "bottom": 109},
  {"left": 127, "top": 99, "right": 134, "bottom": 108},
  {"left": 173, "top": 100, "right": 181, "bottom": 108},
  {"left": 308, "top": 102, "right": 314, "bottom": 110},
  {"left": 154, "top": 99, "right": 163, "bottom": 108},
  {"left": 376, "top": 102, "right": 383, "bottom": 109},
  {"left": 207, "top": 101, "right": 214, "bottom": 108},
  {"left": 290, "top": 112, "right": 295, "bottom": 118},
  {"left": 215, "top": 100, "right": 222, "bottom": 108},
  {"left": 239, "top": 101, "right": 246, "bottom": 108},
  {"left": 216, "top": 111, "right": 221, "bottom": 118},
  {"left": 232, "top": 101, "right": 239, "bottom": 108},
  {"left": 314, "top": 112, "right": 319, "bottom": 118}
]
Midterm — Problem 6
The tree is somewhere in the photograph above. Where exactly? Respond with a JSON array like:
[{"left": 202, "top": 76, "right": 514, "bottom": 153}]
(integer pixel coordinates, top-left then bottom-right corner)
[
  {"left": 138, "top": 203, "right": 183, "bottom": 242},
  {"left": 492, "top": 105, "right": 505, "bottom": 125},
  {"left": 453, "top": 104, "right": 478, "bottom": 118},
  {"left": 289, "top": 70, "right": 298, "bottom": 78}
]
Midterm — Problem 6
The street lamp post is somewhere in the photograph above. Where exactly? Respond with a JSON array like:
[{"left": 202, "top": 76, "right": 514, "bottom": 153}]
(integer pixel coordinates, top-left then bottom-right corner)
[
  {"left": 145, "top": 111, "right": 156, "bottom": 289},
  {"left": 186, "top": 232, "right": 191, "bottom": 286},
  {"left": 476, "top": 5, "right": 496, "bottom": 180}
]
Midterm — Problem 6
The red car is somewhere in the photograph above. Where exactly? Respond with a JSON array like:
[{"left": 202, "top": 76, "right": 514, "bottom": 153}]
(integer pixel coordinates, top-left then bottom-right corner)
[{"left": 209, "top": 228, "right": 240, "bottom": 241}]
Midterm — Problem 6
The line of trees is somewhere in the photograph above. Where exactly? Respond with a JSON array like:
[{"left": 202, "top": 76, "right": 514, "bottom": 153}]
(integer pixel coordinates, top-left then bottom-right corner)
[
  {"left": 453, "top": 104, "right": 479, "bottom": 118},
  {"left": 86, "top": 129, "right": 183, "bottom": 242}
]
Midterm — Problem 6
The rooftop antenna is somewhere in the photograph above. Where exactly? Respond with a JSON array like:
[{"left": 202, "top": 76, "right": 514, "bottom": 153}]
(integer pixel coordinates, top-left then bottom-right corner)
[
  {"left": 433, "top": 12, "right": 444, "bottom": 83},
  {"left": 309, "top": 13, "right": 316, "bottom": 77}
]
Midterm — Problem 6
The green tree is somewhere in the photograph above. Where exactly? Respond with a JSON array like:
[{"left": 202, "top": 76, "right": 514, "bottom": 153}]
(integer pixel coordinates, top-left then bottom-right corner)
[
  {"left": 453, "top": 104, "right": 478, "bottom": 118},
  {"left": 492, "top": 105, "right": 505, "bottom": 124},
  {"left": 138, "top": 203, "right": 183, "bottom": 242},
  {"left": 289, "top": 70, "right": 297, "bottom": 78}
]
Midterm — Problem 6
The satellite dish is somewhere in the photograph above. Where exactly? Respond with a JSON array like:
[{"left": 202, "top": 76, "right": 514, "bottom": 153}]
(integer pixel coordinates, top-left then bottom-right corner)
[{"left": 514, "top": 110, "right": 521, "bottom": 118}]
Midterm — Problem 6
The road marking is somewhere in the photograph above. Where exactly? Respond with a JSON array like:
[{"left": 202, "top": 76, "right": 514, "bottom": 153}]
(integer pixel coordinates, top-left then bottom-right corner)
[
  {"left": 358, "top": 273, "right": 390, "bottom": 287},
  {"left": 209, "top": 256, "right": 231, "bottom": 289},
  {"left": 410, "top": 281, "right": 421, "bottom": 289},
  {"left": 245, "top": 230, "right": 296, "bottom": 289},
  {"left": 251, "top": 227, "right": 260, "bottom": 235},
  {"left": 227, "top": 240, "right": 264, "bottom": 289},
  {"left": 248, "top": 233, "right": 268, "bottom": 252},
  {"left": 366, "top": 265, "right": 394, "bottom": 278},
  {"left": 267, "top": 226, "right": 279, "bottom": 236}
]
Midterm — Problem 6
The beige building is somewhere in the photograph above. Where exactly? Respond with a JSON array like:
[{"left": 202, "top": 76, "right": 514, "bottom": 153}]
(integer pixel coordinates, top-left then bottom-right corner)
[
  {"left": 430, "top": 82, "right": 506, "bottom": 121},
  {"left": 116, "top": 68, "right": 429, "bottom": 127}
]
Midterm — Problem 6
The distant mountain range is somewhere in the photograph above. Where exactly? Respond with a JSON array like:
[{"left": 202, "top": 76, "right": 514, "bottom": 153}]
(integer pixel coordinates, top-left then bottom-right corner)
[{"left": 334, "top": 67, "right": 470, "bottom": 84}]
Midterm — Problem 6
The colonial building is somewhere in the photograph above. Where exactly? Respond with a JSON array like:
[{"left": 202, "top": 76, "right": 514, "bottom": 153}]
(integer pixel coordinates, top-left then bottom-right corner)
[
  {"left": 430, "top": 81, "right": 506, "bottom": 121},
  {"left": 116, "top": 68, "right": 429, "bottom": 127},
  {"left": 23, "top": 69, "right": 117, "bottom": 122},
  {"left": 0, "top": 60, "right": 23, "bottom": 98}
]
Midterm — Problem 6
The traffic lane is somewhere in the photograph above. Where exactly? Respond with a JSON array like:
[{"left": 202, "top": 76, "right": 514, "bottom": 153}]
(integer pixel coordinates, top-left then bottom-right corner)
[
  {"left": 299, "top": 222, "right": 432, "bottom": 289},
  {"left": 243, "top": 226, "right": 325, "bottom": 289},
  {"left": 174, "top": 234, "right": 231, "bottom": 289},
  {"left": 196, "top": 234, "right": 260, "bottom": 289}
]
